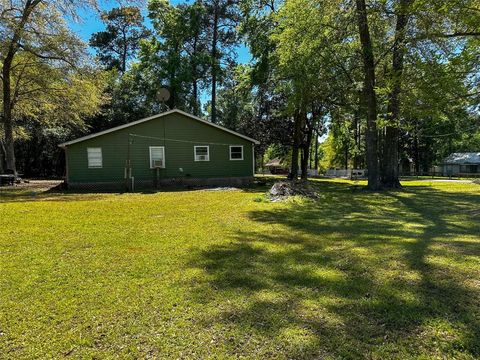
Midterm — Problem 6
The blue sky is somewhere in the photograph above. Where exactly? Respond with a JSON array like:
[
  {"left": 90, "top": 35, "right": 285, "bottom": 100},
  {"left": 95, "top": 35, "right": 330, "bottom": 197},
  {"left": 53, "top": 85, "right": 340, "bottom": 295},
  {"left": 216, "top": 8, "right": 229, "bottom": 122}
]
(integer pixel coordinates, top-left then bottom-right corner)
[
  {"left": 70, "top": 0, "right": 251, "bottom": 63},
  {"left": 70, "top": 1, "right": 327, "bottom": 140},
  {"left": 68, "top": 1, "right": 251, "bottom": 107}
]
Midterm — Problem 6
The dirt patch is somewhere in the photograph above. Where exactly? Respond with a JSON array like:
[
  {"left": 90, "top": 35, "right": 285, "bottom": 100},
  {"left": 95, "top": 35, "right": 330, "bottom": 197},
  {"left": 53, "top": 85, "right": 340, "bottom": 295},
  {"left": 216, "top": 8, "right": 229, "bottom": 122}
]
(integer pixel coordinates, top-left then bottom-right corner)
[
  {"left": 203, "top": 187, "right": 239, "bottom": 192},
  {"left": 0, "top": 180, "right": 63, "bottom": 194},
  {"left": 269, "top": 180, "right": 319, "bottom": 202}
]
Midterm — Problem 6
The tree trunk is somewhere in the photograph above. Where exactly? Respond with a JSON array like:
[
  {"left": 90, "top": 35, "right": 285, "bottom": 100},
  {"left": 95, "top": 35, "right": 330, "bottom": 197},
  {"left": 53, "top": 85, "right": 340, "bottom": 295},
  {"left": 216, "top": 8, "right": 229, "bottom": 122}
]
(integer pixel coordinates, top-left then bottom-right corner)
[
  {"left": 0, "top": 139, "right": 6, "bottom": 173},
  {"left": 353, "top": 108, "right": 360, "bottom": 169},
  {"left": 309, "top": 139, "right": 313, "bottom": 170},
  {"left": 1, "top": 0, "right": 41, "bottom": 176},
  {"left": 301, "top": 117, "right": 313, "bottom": 180},
  {"left": 355, "top": 0, "right": 380, "bottom": 190},
  {"left": 191, "top": 29, "right": 200, "bottom": 116},
  {"left": 210, "top": 4, "right": 219, "bottom": 123},
  {"left": 314, "top": 129, "right": 319, "bottom": 171},
  {"left": 289, "top": 110, "right": 303, "bottom": 179},
  {"left": 381, "top": 0, "right": 412, "bottom": 188},
  {"left": 413, "top": 122, "right": 420, "bottom": 175},
  {"left": 192, "top": 79, "right": 198, "bottom": 115},
  {"left": 2, "top": 55, "right": 17, "bottom": 175},
  {"left": 121, "top": 27, "right": 127, "bottom": 73}
]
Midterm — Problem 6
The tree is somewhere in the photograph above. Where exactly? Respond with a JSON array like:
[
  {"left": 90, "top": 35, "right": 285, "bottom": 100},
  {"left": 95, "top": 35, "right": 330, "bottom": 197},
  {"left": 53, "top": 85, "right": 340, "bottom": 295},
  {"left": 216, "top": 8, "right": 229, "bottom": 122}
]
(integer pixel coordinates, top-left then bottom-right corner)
[
  {"left": 353, "top": 0, "right": 480, "bottom": 188},
  {"left": 0, "top": 0, "right": 99, "bottom": 175},
  {"left": 379, "top": 0, "right": 414, "bottom": 188},
  {"left": 184, "top": 1, "right": 209, "bottom": 116},
  {"left": 144, "top": 0, "right": 211, "bottom": 112},
  {"left": 246, "top": 0, "right": 480, "bottom": 186},
  {"left": 89, "top": 65, "right": 156, "bottom": 132},
  {"left": 203, "top": 0, "right": 240, "bottom": 123},
  {"left": 355, "top": 0, "right": 381, "bottom": 190},
  {"left": 270, "top": 0, "right": 353, "bottom": 179},
  {"left": 90, "top": 6, "right": 150, "bottom": 73}
]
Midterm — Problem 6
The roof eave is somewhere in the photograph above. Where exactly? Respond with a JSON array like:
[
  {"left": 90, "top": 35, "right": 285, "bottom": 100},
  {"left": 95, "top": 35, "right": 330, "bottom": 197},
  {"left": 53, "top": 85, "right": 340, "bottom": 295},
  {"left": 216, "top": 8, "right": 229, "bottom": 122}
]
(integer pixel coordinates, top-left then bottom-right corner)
[{"left": 58, "top": 109, "right": 259, "bottom": 147}]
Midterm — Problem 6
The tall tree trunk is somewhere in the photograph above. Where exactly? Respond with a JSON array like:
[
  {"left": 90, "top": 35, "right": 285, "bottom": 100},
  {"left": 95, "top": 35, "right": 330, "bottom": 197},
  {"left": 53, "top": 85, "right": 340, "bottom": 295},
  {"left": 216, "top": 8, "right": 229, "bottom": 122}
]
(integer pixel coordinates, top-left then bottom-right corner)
[
  {"left": 314, "top": 129, "right": 319, "bottom": 171},
  {"left": 413, "top": 121, "right": 420, "bottom": 175},
  {"left": 301, "top": 117, "right": 313, "bottom": 180},
  {"left": 309, "top": 138, "right": 313, "bottom": 170},
  {"left": 344, "top": 143, "right": 349, "bottom": 170},
  {"left": 0, "top": 138, "right": 6, "bottom": 173},
  {"left": 355, "top": 0, "right": 380, "bottom": 190},
  {"left": 192, "top": 78, "right": 199, "bottom": 115},
  {"left": 1, "top": 0, "right": 40, "bottom": 176},
  {"left": 191, "top": 31, "right": 199, "bottom": 116},
  {"left": 2, "top": 54, "right": 17, "bottom": 175},
  {"left": 353, "top": 108, "right": 359, "bottom": 169},
  {"left": 210, "top": 4, "right": 219, "bottom": 123},
  {"left": 121, "top": 27, "right": 127, "bottom": 73},
  {"left": 168, "top": 71, "right": 176, "bottom": 110},
  {"left": 168, "top": 44, "right": 180, "bottom": 109},
  {"left": 289, "top": 110, "right": 303, "bottom": 180},
  {"left": 381, "top": 0, "right": 413, "bottom": 188}
]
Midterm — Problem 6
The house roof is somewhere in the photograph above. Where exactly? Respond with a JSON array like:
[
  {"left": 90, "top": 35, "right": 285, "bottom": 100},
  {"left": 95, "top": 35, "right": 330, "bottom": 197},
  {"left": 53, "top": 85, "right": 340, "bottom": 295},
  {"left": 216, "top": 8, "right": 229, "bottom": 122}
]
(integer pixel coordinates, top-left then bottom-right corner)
[
  {"left": 443, "top": 152, "right": 480, "bottom": 165},
  {"left": 265, "top": 158, "right": 284, "bottom": 167},
  {"left": 59, "top": 109, "right": 259, "bottom": 148}
]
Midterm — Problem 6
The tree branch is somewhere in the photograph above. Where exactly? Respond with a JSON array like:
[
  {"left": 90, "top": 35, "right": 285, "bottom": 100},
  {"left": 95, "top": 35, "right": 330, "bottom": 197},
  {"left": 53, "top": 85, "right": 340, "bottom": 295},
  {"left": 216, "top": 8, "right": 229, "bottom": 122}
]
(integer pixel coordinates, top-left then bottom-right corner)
[{"left": 17, "top": 43, "right": 77, "bottom": 68}]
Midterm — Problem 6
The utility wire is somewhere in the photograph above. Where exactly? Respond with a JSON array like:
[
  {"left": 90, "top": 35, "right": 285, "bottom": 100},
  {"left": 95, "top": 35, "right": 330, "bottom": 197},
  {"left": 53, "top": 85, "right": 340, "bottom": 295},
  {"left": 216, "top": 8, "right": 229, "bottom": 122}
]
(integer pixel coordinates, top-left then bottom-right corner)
[
  {"left": 129, "top": 133, "right": 243, "bottom": 146},
  {"left": 419, "top": 124, "right": 479, "bottom": 138}
]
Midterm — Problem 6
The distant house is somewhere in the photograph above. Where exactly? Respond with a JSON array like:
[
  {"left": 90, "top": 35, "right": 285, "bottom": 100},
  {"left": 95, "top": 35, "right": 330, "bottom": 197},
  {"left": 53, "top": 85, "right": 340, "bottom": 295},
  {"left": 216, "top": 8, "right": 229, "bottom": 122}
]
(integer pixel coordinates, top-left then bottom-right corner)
[
  {"left": 265, "top": 158, "right": 288, "bottom": 174},
  {"left": 59, "top": 109, "right": 259, "bottom": 189},
  {"left": 442, "top": 152, "right": 480, "bottom": 176}
]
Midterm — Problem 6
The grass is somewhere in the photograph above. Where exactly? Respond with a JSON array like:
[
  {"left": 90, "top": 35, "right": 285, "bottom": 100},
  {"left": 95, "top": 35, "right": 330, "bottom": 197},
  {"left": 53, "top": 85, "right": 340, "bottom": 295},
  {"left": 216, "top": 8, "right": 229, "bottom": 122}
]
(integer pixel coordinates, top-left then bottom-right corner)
[{"left": 1, "top": 179, "right": 479, "bottom": 359}]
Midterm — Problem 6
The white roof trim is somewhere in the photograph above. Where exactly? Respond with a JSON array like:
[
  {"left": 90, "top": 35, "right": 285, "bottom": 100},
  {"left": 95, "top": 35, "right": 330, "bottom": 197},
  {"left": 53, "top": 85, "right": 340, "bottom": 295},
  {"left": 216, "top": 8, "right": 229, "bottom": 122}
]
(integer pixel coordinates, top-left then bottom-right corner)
[{"left": 58, "top": 109, "right": 259, "bottom": 148}]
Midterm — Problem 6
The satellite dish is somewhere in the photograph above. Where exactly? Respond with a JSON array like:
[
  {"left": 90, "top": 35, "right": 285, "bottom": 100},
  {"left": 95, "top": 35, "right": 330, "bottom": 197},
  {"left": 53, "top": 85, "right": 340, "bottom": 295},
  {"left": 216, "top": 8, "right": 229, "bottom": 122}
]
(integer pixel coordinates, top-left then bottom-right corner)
[{"left": 157, "top": 88, "right": 171, "bottom": 103}]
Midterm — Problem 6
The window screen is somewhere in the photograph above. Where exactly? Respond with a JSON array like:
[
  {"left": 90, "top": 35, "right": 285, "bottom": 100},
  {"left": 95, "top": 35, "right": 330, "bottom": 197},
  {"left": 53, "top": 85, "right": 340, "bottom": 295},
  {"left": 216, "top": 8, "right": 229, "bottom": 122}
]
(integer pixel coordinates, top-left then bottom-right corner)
[{"left": 87, "top": 147, "right": 102, "bottom": 168}]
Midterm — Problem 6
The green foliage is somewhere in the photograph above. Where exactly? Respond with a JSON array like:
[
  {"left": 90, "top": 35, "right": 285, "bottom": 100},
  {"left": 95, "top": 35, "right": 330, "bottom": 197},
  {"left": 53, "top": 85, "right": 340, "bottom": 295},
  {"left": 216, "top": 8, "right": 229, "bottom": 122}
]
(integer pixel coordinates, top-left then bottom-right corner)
[
  {"left": 0, "top": 0, "right": 107, "bottom": 174},
  {"left": 263, "top": 143, "right": 291, "bottom": 166},
  {"left": 215, "top": 64, "right": 254, "bottom": 129},
  {"left": 3, "top": 0, "right": 480, "bottom": 178},
  {"left": 89, "top": 6, "right": 150, "bottom": 72},
  {"left": 318, "top": 134, "right": 338, "bottom": 171},
  {"left": 0, "top": 50, "right": 108, "bottom": 131}
]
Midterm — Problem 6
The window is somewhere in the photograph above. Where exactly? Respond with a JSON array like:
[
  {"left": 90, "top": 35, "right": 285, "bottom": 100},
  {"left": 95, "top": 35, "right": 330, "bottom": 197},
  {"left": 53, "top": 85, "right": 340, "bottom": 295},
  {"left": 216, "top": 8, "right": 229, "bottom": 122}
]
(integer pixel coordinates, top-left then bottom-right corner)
[
  {"left": 229, "top": 145, "right": 244, "bottom": 160},
  {"left": 149, "top": 146, "right": 165, "bottom": 168},
  {"left": 194, "top": 146, "right": 210, "bottom": 161},
  {"left": 467, "top": 165, "right": 478, "bottom": 173},
  {"left": 87, "top": 147, "right": 102, "bottom": 168}
]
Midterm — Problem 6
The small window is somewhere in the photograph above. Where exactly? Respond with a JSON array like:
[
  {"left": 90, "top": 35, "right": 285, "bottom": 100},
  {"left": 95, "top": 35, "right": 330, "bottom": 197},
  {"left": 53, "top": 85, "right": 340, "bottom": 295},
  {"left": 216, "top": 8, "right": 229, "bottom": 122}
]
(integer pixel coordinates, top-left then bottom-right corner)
[
  {"left": 150, "top": 146, "right": 165, "bottom": 168},
  {"left": 229, "top": 145, "right": 244, "bottom": 160},
  {"left": 194, "top": 146, "right": 210, "bottom": 161},
  {"left": 87, "top": 147, "right": 102, "bottom": 168}
]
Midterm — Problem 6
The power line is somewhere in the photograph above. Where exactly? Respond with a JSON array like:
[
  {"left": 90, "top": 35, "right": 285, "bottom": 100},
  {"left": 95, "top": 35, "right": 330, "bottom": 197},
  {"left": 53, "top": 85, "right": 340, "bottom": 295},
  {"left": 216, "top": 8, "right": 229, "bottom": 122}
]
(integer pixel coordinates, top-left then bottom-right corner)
[
  {"left": 128, "top": 133, "right": 242, "bottom": 146},
  {"left": 419, "top": 124, "right": 479, "bottom": 138}
]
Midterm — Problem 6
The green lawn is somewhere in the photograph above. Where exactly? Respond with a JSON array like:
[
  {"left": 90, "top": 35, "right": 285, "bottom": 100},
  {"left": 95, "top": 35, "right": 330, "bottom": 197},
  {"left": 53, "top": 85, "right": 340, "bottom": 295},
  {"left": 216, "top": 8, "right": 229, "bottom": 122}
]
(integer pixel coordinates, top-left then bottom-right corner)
[{"left": 1, "top": 179, "right": 479, "bottom": 359}]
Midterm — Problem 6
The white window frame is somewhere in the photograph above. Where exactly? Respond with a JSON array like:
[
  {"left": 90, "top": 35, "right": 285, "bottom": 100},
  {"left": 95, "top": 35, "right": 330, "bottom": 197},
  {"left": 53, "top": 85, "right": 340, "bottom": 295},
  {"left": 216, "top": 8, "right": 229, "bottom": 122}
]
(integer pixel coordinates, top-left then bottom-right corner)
[
  {"left": 229, "top": 145, "right": 244, "bottom": 161},
  {"left": 149, "top": 146, "right": 165, "bottom": 169},
  {"left": 87, "top": 147, "right": 102, "bottom": 168},
  {"left": 194, "top": 145, "right": 210, "bottom": 162}
]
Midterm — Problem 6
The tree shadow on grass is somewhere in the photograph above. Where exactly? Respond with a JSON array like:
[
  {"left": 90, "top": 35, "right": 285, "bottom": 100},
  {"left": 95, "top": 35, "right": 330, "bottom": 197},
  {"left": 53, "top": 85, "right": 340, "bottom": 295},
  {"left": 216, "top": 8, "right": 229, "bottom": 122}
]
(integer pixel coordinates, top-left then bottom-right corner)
[{"left": 188, "top": 181, "right": 480, "bottom": 358}]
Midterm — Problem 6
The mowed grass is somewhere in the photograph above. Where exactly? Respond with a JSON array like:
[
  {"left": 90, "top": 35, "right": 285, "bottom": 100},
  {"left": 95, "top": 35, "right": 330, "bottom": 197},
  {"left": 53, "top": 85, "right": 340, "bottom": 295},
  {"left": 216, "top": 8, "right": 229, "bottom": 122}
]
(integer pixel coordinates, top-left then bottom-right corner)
[{"left": 0, "top": 179, "right": 479, "bottom": 359}]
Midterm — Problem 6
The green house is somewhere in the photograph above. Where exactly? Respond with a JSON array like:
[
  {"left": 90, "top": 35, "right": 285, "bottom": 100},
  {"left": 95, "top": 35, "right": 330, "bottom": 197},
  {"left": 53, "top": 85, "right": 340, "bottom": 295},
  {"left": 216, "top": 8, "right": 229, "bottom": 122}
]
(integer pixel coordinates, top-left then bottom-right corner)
[{"left": 59, "top": 109, "right": 259, "bottom": 189}]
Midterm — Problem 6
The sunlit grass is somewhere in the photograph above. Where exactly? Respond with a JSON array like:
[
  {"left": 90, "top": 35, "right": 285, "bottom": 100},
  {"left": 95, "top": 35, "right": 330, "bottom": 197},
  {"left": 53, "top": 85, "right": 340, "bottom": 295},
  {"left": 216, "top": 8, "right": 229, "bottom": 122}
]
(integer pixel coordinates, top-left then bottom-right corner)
[{"left": 1, "top": 179, "right": 479, "bottom": 358}]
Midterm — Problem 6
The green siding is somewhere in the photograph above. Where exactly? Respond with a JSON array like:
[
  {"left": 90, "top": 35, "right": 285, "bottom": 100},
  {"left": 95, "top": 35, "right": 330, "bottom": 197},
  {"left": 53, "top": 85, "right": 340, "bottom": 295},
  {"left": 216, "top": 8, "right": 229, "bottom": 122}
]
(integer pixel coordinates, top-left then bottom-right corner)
[{"left": 66, "top": 112, "right": 254, "bottom": 184}]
